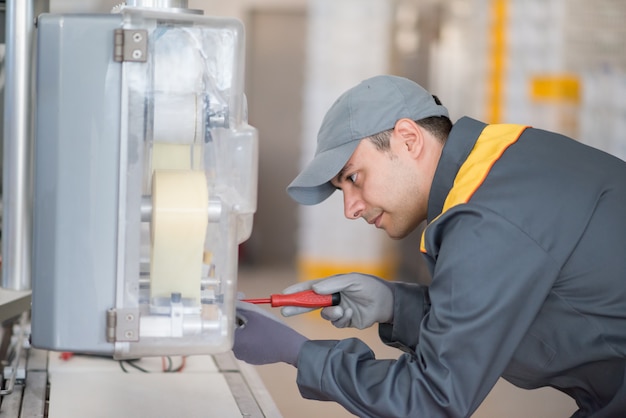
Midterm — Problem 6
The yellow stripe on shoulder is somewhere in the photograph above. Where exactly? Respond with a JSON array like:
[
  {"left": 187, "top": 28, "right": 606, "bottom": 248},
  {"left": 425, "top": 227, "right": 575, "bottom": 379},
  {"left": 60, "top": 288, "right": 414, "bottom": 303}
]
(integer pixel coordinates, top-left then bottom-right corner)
[
  {"left": 443, "top": 124, "right": 527, "bottom": 211},
  {"left": 420, "top": 124, "right": 527, "bottom": 254}
]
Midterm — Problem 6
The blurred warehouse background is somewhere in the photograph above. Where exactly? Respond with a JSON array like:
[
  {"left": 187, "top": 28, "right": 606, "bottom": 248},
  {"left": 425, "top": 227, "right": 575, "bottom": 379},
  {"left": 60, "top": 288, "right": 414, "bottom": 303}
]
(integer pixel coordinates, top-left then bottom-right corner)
[
  {"left": 35, "top": 0, "right": 626, "bottom": 285},
  {"left": 3, "top": 1, "right": 623, "bottom": 417}
]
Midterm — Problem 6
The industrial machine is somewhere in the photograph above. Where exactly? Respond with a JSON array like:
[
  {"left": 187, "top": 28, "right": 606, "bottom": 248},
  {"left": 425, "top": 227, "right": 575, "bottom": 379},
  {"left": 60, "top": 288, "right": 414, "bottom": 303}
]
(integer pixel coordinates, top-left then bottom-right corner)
[
  {"left": 0, "top": 3, "right": 275, "bottom": 415},
  {"left": 3, "top": 0, "right": 258, "bottom": 361}
]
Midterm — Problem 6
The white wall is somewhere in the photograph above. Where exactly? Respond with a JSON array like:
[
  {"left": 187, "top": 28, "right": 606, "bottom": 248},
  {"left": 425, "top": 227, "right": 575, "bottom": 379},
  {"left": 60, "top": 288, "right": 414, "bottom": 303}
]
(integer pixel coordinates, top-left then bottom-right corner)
[{"left": 49, "top": 0, "right": 307, "bottom": 17}]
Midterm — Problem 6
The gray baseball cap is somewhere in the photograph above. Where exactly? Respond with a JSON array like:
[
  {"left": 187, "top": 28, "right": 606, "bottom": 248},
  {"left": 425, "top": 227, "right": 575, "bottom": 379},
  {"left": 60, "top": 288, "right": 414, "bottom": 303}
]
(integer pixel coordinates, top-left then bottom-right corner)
[{"left": 287, "top": 75, "right": 449, "bottom": 205}]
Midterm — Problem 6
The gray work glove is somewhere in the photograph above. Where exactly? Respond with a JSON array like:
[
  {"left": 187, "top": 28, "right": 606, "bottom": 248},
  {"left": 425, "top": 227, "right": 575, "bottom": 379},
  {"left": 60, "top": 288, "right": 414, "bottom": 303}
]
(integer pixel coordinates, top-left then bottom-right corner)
[
  {"left": 233, "top": 301, "right": 308, "bottom": 366},
  {"left": 281, "top": 273, "right": 394, "bottom": 330}
]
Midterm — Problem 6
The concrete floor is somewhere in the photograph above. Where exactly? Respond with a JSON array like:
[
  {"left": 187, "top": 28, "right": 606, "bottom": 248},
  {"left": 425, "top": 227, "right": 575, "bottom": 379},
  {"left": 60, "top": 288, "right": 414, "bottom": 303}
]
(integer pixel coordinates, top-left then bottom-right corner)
[{"left": 237, "top": 265, "right": 578, "bottom": 418}]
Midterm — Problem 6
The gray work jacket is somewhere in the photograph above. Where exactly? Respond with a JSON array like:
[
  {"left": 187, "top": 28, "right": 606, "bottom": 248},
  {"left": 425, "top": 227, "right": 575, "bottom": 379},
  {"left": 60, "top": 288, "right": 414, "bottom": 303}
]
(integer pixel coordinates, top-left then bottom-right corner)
[{"left": 296, "top": 117, "right": 626, "bottom": 417}]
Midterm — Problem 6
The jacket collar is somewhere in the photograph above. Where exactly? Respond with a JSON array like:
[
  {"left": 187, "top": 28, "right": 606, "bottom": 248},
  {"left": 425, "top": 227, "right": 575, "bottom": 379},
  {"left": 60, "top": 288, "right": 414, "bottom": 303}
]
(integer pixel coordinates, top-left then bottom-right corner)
[{"left": 427, "top": 116, "right": 487, "bottom": 223}]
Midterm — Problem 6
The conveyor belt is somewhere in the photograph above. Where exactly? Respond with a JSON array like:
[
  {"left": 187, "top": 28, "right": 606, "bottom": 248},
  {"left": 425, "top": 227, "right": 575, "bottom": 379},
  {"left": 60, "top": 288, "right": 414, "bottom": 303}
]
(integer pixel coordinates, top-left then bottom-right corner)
[{"left": 0, "top": 344, "right": 281, "bottom": 418}]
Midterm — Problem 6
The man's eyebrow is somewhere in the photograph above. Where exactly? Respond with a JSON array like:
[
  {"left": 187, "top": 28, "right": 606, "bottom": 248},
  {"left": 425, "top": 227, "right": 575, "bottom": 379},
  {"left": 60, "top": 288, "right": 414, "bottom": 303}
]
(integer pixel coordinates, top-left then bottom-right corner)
[
  {"left": 335, "top": 164, "right": 351, "bottom": 183},
  {"left": 335, "top": 167, "right": 346, "bottom": 182},
  {"left": 331, "top": 165, "right": 349, "bottom": 189}
]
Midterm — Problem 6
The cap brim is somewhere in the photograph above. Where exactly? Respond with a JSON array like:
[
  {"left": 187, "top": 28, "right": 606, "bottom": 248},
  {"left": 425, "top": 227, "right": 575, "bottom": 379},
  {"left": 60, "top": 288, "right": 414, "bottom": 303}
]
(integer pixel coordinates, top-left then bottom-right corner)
[{"left": 287, "top": 140, "right": 360, "bottom": 205}]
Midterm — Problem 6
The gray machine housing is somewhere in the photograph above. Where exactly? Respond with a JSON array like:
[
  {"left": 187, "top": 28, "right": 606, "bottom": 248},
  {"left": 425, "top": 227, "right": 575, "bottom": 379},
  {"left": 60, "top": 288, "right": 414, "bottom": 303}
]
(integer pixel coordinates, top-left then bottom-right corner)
[{"left": 31, "top": 14, "right": 121, "bottom": 353}]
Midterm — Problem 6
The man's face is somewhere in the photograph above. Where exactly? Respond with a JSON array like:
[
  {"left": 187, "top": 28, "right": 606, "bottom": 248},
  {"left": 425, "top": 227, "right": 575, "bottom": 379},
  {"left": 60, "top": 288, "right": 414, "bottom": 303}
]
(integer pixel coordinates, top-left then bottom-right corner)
[{"left": 330, "top": 132, "right": 427, "bottom": 239}]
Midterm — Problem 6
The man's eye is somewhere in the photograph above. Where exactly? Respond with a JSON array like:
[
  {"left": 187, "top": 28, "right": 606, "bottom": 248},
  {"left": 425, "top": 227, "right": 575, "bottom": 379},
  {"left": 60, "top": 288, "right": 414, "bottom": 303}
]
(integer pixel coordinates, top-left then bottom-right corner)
[{"left": 348, "top": 173, "right": 357, "bottom": 183}]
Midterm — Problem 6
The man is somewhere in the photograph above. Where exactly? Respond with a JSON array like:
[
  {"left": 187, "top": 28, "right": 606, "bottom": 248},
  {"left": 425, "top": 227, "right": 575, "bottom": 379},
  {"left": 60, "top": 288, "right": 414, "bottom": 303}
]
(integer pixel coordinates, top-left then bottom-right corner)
[{"left": 233, "top": 75, "right": 626, "bottom": 417}]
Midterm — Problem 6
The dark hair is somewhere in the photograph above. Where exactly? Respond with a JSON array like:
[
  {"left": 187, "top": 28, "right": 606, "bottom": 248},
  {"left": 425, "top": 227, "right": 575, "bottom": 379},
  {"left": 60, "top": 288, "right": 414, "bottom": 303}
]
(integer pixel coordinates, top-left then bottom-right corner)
[
  {"left": 368, "top": 115, "right": 452, "bottom": 150},
  {"left": 368, "top": 129, "right": 394, "bottom": 151},
  {"left": 415, "top": 116, "right": 453, "bottom": 143}
]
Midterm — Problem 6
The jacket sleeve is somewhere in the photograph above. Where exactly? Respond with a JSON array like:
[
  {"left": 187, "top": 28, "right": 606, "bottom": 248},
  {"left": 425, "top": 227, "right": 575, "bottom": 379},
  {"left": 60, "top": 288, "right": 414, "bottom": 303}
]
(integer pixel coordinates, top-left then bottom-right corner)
[
  {"left": 379, "top": 282, "right": 430, "bottom": 352},
  {"left": 295, "top": 205, "right": 561, "bottom": 418}
]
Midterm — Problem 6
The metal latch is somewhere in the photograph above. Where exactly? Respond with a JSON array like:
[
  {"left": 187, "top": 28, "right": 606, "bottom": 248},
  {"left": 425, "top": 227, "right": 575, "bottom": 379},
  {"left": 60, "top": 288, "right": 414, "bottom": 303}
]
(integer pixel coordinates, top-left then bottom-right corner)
[{"left": 114, "top": 29, "right": 148, "bottom": 62}]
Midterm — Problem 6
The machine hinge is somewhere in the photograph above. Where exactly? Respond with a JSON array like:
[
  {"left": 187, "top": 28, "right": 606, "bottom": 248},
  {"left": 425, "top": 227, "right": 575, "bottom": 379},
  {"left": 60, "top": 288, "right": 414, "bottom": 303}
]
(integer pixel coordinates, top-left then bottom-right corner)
[
  {"left": 113, "top": 29, "right": 148, "bottom": 63},
  {"left": 106, "top": 308, "right": 140, "bottom": 342}
]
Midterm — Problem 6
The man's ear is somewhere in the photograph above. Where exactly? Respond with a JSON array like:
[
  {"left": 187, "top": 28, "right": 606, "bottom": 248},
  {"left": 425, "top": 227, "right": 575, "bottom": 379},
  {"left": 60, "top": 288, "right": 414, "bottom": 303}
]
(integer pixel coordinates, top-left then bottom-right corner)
[{"left": 393, "top": 118, "right": 423, "bottom": 157}]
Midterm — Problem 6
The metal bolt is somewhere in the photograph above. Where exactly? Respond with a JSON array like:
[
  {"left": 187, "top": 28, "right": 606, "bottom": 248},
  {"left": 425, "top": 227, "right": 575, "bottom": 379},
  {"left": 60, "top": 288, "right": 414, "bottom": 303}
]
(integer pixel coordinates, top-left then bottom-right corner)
[
  {"left": 125, "top": 314, "right": 134, "bottom": 322},
  {"left": 132, "top": 50, "right": 143, "bottom": 60},
  {"left": 132, "top": 32, "right": 143, "bottom": 42},
  {"left": 125, "top": 330, "right": 134, "bottom": 339}
]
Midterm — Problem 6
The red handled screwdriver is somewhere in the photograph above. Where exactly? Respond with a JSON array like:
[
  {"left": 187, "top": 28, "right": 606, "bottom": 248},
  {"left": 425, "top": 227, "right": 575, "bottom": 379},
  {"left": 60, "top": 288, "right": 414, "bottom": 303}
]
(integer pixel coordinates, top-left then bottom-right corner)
[{"left": 242, "top": 289, "right": 341, "bottom": 308}]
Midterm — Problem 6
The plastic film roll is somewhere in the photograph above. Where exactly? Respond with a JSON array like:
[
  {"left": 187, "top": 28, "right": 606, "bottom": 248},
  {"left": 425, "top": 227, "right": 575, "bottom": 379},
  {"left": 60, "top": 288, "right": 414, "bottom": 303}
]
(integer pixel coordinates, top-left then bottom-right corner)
[
  {"left": 150, "top": 170, "right": 209, "bottom": 304},
  {"left": 151, "top": 143, "right": 204, "bottom": 171},
  {"left": 153, "top": 92, "right": 202, "bottom": 144}
]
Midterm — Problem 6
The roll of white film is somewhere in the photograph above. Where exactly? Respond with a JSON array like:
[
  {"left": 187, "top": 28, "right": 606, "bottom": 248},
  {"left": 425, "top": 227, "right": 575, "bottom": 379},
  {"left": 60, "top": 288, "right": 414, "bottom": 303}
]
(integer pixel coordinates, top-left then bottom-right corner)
[
  {"left": 152, "top": 92, "right": 203, "bottom": 144},
  {"left": 150, "top": 170, "right": 209, "bottom": 305}
]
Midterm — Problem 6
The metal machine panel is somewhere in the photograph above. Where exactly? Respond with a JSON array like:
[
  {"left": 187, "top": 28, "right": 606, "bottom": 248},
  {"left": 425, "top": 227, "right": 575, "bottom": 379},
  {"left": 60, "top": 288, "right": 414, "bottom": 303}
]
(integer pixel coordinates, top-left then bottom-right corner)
[{"left": 31, "top": 14, "right": 121, "bottom": 354}]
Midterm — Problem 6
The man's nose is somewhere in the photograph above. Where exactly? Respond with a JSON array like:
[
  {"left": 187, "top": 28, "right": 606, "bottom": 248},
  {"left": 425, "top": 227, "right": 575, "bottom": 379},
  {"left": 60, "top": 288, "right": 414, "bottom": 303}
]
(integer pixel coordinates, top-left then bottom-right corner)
[{"left": 343, "top": 189, "right": 363, "bottom": 220}]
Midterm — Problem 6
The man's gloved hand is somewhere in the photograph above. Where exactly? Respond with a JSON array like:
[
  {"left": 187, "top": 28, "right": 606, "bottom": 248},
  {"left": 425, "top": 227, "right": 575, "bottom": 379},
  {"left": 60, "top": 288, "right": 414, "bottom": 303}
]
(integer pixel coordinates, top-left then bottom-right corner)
[
  {"left": 281, "top": 273, "right": 394, "bottom": 330},
  {"left": 233, "top": 301, "right": 308, "bottom": 366}
]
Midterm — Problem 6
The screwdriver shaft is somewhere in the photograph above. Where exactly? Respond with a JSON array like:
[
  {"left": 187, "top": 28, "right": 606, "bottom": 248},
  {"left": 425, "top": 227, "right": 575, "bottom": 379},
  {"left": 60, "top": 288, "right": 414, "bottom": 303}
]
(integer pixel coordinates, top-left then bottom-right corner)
[
  {"left": 242, "top": 289, "right": 340, "bottom": 308},
  {"left": 241, "top": 298, "right": 271, "bottom": 304}
]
